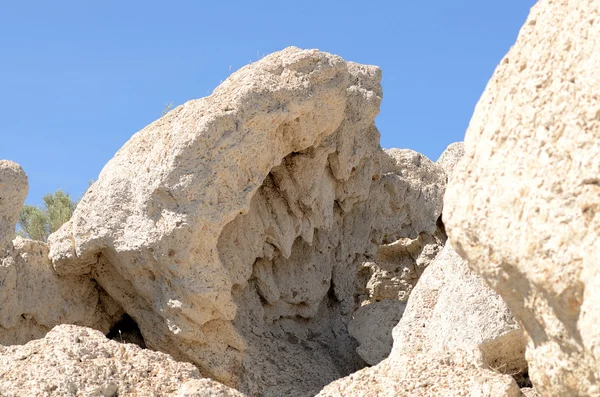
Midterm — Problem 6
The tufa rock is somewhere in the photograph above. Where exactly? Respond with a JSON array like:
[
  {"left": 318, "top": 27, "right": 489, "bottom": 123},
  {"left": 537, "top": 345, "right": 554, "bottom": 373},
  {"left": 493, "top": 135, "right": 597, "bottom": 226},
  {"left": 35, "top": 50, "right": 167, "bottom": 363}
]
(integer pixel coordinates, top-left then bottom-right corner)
[
  {"left": 0, "top": 237, "right": 120, "bottom": 345},
  {"left": 445, "top": 0, "right": 600, "bottom": 395},
  {"left": 436, "top": 141, "right": 464, "bottom": 179},
  {"left": 0, "top": 160, "right": 28, "bottom": 255},
  {"left": 315, "top": 349, "right": 521, "bottom": 397},
  {"left": 47, "top": 47, "right": 446, "bottom": 396},
  {"left": 0, "top": 324, "right": 241, "bottom": 397},
  {"left": 348, "top": 299, "right": 406, "bottom": 365},
  {"left": 391, "top": 241, "right": 527, "bottom": 375}
]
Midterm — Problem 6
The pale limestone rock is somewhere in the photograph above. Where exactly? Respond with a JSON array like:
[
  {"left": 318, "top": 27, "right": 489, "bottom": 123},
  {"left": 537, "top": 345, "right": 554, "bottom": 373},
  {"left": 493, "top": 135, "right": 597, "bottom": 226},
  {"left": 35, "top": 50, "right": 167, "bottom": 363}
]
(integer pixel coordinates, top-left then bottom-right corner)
[
  {"left": 444, "top": 1, "right": 600, "bottom": 395},
  {"left": 177, "top": 379, "right": 246, "bottom": 397},
  {"left": 0, "top": 324, "right": 238, "bottom": 397},
  {"left": 315, "top": 349, "right": 522, "bottom": 397},
  {"left": 348, "top": 299, "right": 406, "bottom": 365},
  {"left": 47, "top": 47, "right": 445, "bottom": 396},
  {"left": 0, "top": 160, "right": 27, "bottom": 255},
  {"left": 391, "top": 241, "right": 527, "bottom": 375},
  {"left": 436, "top": 141, "right": 464, "bottom": 179},
  {"left": 0, "top": 237, "right": 119, "bottom": 345}
]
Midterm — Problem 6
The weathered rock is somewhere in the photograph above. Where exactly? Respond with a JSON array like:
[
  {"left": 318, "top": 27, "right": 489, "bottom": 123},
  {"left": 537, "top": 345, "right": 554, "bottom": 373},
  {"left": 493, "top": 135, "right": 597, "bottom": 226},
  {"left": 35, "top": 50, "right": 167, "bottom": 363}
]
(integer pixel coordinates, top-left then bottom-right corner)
[
  {"left": 177, "top": 379, "right": 246, "bottom": 397},
  {"left": 356, "top": 228, "right": 445, "bottom": 305},
  {"left": 348, "top": 299, "right": 406, "bottom": 365},
  {"left": 47, "top": 47, "right": 445, "bottom": 396},
  {"left": 436, "top": 141, "right": 464, "bottom": 179},
  {"left": 0, "top": 160, "right": 28, "bottom": 255},
  {"left": 391, "top": 241, "right": 527, "bottom": 375},
  {"left": 0, "top": 324, "right": 239, "bottom": 397},
  {"left": 316, "top": 349, "right": 522, "bottom": 397},
  {"left": 444, "top": 1, "right": 600, "bottom": 395},
  {"left": 0, "top": 237, "right": 119, "bottom": 345}
]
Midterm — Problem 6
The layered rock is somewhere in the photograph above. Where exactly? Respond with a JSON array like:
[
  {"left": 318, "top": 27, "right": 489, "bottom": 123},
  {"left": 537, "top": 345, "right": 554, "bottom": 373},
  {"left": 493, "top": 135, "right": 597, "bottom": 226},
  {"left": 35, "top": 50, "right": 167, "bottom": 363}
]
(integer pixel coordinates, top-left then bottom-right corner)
[
  {"left": 47, "top": 47, "right": 445, "bottom": 396},
  {"left": 0, "top": 160, "right": 28, "bottom": 255},
  {"left": 0, "top": 324, "right": 241, "bottom": 397},
  {"left": 445, "top": 0, "right": 600, "bottom": 395}
]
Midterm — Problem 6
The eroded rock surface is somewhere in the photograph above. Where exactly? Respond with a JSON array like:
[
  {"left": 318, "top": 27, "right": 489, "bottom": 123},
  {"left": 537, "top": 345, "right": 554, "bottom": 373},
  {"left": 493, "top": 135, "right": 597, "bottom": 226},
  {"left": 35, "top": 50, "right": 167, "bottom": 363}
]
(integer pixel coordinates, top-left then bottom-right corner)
[
  {"left": 0, "top": 238, "right": 119, "bottom": 345},
  {"left": 445, "top": 1, "right": 600, "bottom": 395},
  {"left": 47, "top": 47, "right": 445, "bottom": 396},
  {"left": 391, "top": 241, "right": 527, "bottom": 375},
  {"left": 436, "top": 141, "right": 464, "bottom": 179},
  {"left": 0, "top": 160, "right": 28, "bottom": 255},
  {"left": 0, "top": 324, "right": 240, "bottom": 397},
  {"left": 316, "top": 349, "right": 521, "bottom": 397}
]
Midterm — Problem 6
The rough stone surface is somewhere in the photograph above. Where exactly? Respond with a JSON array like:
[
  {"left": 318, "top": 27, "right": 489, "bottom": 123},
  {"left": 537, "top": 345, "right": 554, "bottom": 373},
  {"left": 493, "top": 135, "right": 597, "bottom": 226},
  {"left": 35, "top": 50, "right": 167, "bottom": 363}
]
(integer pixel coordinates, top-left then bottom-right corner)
[
  {"left": 436, "top": 141, "right": 465, "bottom": 179},
  {"left": 177, "top": 379, "right": 246, "bottom": 397},
  {"left": 315, "top": 349, "right": 522, "bottom": 397},
  {"left": 444, "top": 1, "right": 600, "bottom": 396},
  {"left": 0, "top": 160, "right": 28, "bottom": 255},
  {"left": 391, "top": 241, "right": 527, "bottom": 375},
  {"left": 0, "top": 238, "right": 119, "bottom": 345},
  {"left": 47, "top": 47, "right": 445, "bottom": 396},
  {"left": 348, "top": 299, "right": 406, "bottom": 365},
  {"left": 0, "top": 324, "right": 240, "bottom": 397}
]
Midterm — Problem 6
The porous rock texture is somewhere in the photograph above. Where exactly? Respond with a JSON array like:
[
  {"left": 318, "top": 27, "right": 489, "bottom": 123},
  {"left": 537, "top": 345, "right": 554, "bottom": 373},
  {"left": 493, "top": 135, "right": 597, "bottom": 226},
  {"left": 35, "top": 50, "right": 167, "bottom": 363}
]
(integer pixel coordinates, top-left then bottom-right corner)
[
  {"left": 391, "top": 241, "right": 527, "bottom": 375},
  {"left": 315, "top": 349, "right": 521, "bottom": 397},
  {"left": 445, "top": 0, "right": 600, "bottom": 395},
  {"left": 0, "top": 324, "right": 242, "bottom": 397},
  {"left": 0, "top": 237, "right": 120, "bottom": 345},
  {"left": 47, "top": 47, "right": 445, "bottom": 396},
  {"left": 436, "top": 141, "right": 464, "bottom": 179},
  {"left": 0, "top": 160, "right": 28, "bottom": 255}
]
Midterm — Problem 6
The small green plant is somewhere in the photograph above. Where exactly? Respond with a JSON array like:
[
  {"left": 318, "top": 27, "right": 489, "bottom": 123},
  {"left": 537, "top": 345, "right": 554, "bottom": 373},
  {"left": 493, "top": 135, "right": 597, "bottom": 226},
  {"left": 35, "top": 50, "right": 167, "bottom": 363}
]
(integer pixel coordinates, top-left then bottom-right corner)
[{"left": 17, "top": 189, "right": 77, "bottom": 242}]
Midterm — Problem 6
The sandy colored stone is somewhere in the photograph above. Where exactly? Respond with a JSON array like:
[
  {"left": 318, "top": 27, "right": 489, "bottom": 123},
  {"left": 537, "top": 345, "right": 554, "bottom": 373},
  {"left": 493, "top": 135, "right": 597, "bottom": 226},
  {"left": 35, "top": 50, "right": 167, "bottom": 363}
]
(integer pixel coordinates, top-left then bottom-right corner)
[
  {"left": 0, "top": 160, "right": 27, "bottom": 255},
  {"left": 0, "top": 237, "right": 119, "bottom": 345},
  {"left": 436, "top": 141, "right": 464, "bottom": 179},
  {"left": 444, "top": 0, "right": 600, "bottom": 395},
  {"left": 348, "top": 299, "right": 406, "bottom": 365},
  {"left": 391, "top": 241, "right": 527, "bottom": 375},
  {"left": 0, "top": 324, "right": 207, "bottom": 397},
  {"left": 47, "top": 47, "right": 445, "bottom": 396},
  {"left": 177, "top": 379, "right": 246, "bottom": 397},
  {"left": 316, "top": 349, "right": 522, "bottom": 397}
]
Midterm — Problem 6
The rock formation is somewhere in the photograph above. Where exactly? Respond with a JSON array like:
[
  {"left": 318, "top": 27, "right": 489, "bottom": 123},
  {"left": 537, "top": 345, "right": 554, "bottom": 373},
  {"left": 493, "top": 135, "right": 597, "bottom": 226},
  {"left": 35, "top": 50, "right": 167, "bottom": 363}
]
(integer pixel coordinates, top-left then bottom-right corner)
[
  {"left": 0, "top": 324, "right": 242, "bottom": 397},
  {"left": 46, "top": 47, "right": 446, "bottom": 396},
  {"left": 0, "top": 165, "right": 120, "bottom": 346},
  {"left": 445, "top": 0, "right": 600, "bottom": 396},
  {"left": 391, "top": 241, "right": 527, "bottom": 376},
  {"left": 0, "top": 161, "right": 28, "bottom": 255}
]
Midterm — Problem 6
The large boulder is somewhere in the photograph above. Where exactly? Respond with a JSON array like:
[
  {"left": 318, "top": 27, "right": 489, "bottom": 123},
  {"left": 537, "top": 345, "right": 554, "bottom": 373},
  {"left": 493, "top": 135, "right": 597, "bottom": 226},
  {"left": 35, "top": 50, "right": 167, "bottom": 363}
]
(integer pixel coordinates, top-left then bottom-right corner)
[
  {"left": 0, "top": 324, "right": 242, "bottom": 397},
  {"left": 445, "top": 1, "right": 600, "bottom": 395},
  {"left": 391, "top": 241, "right": 527, "bottom": 375},
  {"left": 0, "top": 160, "right": 28, "bottom": 255},
  {"left": 47, "top": 47, "right": 445, "bottom": 396}
]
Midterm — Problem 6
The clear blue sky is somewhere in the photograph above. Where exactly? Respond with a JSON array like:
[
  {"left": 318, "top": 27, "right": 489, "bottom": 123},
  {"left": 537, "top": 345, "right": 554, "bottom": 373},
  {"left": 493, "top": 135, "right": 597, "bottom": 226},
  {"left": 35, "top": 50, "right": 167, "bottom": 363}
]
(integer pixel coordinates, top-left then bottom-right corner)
[{"left": 0, "top": 1, "right": 535, "bottom": 206}]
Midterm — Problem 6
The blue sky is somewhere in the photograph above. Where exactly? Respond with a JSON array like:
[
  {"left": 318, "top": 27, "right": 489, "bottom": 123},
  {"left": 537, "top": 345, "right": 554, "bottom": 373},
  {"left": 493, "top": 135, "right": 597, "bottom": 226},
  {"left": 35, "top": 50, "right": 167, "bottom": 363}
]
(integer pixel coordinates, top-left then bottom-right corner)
[{"left": 0, "top": 1, "right": 535, "bottom": 206}]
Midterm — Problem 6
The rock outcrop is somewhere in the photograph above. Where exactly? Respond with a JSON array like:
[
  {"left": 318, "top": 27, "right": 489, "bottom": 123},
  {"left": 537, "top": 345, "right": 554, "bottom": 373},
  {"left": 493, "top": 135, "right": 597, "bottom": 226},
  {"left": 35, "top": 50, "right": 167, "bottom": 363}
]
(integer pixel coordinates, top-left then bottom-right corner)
[
  {"left": 0, "top": 324, "right": 242, "bottom": 397},
  {"left": 0, "top": 164, "right": 120, "bottom": 346},
  {"left": 316, "top": 349, "right": 521, "bottom": 397},
  {"left": 0, "top": 160, "right": 28, "bottom": 255},
  {"left": 47, "top": 47, "right": 446, "bottom": 396},
  {"left": 0, "top": 237, "right": 119, "bottom": 345},
  {"left": 436, "top": 141, "right": 464, "bottom": 179},
  {"left": 391, "top": 241, "right": 527, "bottom": 375},
  {"left": 445, "top": 0, "right": 600, "bottom": 396}
]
